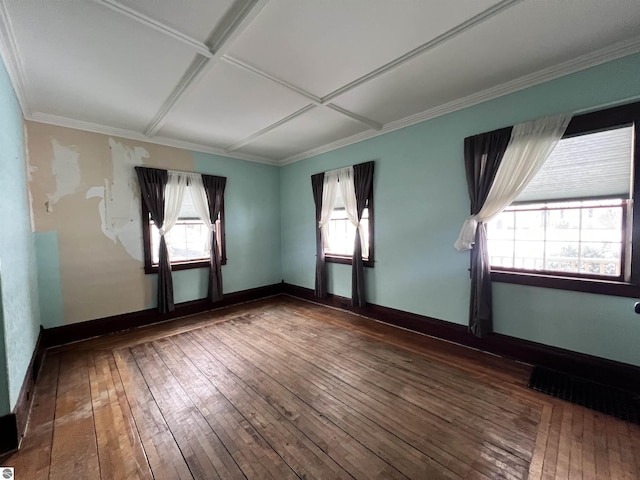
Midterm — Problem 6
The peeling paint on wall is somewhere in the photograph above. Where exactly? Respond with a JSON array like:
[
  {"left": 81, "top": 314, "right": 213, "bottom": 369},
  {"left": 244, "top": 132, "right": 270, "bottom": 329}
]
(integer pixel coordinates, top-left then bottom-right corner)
[
  {"left": 86, "top": 138, "right": 148, "bottom": 261},
  {"left": 47, "top": 139, "right": 81, "bottom": 209}
]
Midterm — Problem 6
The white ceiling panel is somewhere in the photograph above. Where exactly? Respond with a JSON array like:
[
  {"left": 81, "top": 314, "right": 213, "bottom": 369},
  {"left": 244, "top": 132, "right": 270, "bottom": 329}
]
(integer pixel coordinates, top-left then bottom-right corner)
[
  {"left": 227, "top": 0, "right": 502, "bottom": 98},
  {"left": 115, "top": 0, "right": 239, "bottom": 44},
  {"left": 235, "top": 107, "right": 370, "bottom": 160},
  {"left": 332, "top": 0, "right": 640, "bottom": 125},
  {"left": 6, "top": 0, "right": 196, "bottom": 132},
  {"left": 158, "top": 61, "right": 312, "bottom": 149}
]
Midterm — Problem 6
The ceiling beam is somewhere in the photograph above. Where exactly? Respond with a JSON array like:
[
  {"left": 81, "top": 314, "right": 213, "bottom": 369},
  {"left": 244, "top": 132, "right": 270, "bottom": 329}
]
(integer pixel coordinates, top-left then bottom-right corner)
[
  {"left": 143, "top": 55, "right": 210, "bottom": 137},
  {"left": 96, "top": 0, "right": 523, "bottom": 157},
  {"left": 225, "top": 104, "right": 316, "bottom": 152},
  {"left": 95, "top": 0, "right": 212, "bottom": 57},
  {"left": 222, "top": 55, "right": 322, "bottom": 103},
  {"left": 137, "top": 0, "right": 270, "bottom": 137},
  {"left": 322, "top": 0, "right": 524, "bottom": 103},
  {"left": 325, "top": 104, "right": 382, "bottom": 130},
  {"left": 222, "top": 55, "right": 383, "bottom": 131}
]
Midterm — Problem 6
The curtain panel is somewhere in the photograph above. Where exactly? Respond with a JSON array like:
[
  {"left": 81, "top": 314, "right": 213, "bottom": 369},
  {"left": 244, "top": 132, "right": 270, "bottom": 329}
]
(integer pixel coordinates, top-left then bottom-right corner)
[
  {"left": 352, "top": 161, "right": 374, "bottom": 307},
  {"left": 311, "top": 172, "right": 326, "bottom": 297},
  {"left": 135, "top": 166, "right": 174, "bottom": 313},
  {"left": 458, "top": 128, "right": 513, "bottom": 337},
  {"left": 202, "top": 174, "right": 227, "bottom": 303},
  {"left": 456, "top": 113, "right": 571, "bottom": 338}
]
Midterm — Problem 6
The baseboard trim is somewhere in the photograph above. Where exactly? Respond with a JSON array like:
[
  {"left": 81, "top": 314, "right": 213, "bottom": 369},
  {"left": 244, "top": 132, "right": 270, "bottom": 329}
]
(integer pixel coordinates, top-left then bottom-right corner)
[
  {"left": 282, "top": 283, "right": 640, "bottom": 394},
  {"left": 0, "top": 413, "right": 18, "bottom": 457},
  {"left": 0, "top": 326, "right": 45, "bottom": 456},
  {"left": 42, "top": 283, "right": 283, "bottom": 348}
]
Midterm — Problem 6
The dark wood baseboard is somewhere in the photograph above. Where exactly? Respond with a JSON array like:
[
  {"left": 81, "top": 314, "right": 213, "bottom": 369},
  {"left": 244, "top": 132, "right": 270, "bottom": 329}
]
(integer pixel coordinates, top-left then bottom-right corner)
[
  {"left": 0, "top": 413, "right": 18, "bottom": 457},
  {"left": 282, "top": 283, "right": 640, "bottom": 395},
  {"left": 43, "top": 283, "right": 283, "bottom": 348},
  {"left": 0, "top": 326, "right": 45, "bottom": 456}
]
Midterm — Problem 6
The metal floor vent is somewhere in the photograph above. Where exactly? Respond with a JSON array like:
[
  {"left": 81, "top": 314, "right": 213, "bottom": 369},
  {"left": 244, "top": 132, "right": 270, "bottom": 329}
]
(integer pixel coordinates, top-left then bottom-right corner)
[{"left": 528, "top": 366, "right": 640, "bottom": 425}]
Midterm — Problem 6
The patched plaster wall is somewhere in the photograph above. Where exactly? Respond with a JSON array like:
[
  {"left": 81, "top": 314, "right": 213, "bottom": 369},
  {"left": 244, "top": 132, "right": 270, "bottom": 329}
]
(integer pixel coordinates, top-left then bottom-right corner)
[{"left": 27, "top": 122, "right": 282, "bottom": 326}]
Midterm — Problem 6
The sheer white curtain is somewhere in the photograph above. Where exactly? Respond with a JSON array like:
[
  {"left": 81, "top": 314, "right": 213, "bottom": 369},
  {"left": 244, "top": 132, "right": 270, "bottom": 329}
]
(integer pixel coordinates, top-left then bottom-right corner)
[
  {"left": 162, "top": 171, "right": 188, "bottom": 238},
  {"left": 454, "top": 113, "right": 571, "bottom": 251},
  {"left": 337, "top": 166, "right": 367, "bottom": 257},
  {"left": 189, "top": 174, "right": 215, "bottom": 252},
  {"left": 319, "top": 170, "right": 339, "bottom": 249}
]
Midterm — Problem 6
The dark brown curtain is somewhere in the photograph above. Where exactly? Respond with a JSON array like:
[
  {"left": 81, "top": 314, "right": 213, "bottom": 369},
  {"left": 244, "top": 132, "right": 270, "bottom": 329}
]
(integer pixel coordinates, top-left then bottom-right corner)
[
  {"left": 311, "top": 172, "right": 327, "bottom": 297},
  {"left": 202, "top": 174, "right": 227, "bottom": 303},
  {"left": 135, "top": 166, "right": 174, "bottom": 313},
  {"left": 463, "top": 127, "right": 512, "bottom": 337},
  {"left": 352, "top": 161, "right": 374, "bottom": 307}
]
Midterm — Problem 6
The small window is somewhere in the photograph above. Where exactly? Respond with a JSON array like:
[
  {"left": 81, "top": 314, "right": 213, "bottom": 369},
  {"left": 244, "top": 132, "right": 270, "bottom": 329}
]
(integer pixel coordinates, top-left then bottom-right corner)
[
  {"left": 325, "top": 183, "right": 374, "bottom": 266},
  {"left": 141, "top": 188, "right": 226, "bottom": 274},
  {"left": 487, "top": 101, "right": 639, "bottom": 296}
]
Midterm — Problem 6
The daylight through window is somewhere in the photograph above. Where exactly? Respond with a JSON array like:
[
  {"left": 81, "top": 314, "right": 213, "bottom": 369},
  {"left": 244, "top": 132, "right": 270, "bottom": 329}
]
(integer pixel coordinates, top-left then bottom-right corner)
[
  {"left": 324, "top": 180, "right": 374, "bottom": 265},
  {"left": 142, "top": 184, "right": 225, "bottom": 273},
  {"left": 487, "top": 123, "right": 634, "bottom": 282}
]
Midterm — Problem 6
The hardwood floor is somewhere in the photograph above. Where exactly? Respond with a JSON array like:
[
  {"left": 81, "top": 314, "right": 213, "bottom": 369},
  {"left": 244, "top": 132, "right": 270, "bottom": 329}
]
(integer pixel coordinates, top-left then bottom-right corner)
[{"left": 3, "top": 296, "right": 639, "bottom": 479}]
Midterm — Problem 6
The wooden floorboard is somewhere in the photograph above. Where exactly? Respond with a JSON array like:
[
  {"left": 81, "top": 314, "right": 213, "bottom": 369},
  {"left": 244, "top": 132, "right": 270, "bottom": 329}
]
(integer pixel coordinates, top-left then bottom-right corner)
[{"left": 3, "top": 295, "right": 639, "bottom": 479}]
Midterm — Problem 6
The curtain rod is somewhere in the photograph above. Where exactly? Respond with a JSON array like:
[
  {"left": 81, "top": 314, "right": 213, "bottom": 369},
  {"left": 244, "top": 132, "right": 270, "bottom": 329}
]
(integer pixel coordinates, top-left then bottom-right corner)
[
  {"left": 313, "top": 160, "right": 375, "bottom": 177},
  {"left": 137, "top": 165, "right": 222, "bottom": 178}
]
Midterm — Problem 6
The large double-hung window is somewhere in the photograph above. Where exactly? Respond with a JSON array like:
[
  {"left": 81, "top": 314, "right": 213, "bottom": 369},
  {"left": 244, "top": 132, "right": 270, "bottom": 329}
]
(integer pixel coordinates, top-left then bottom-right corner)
[{"left": 487, "top": 102, "right": 639, "bottom": 295}]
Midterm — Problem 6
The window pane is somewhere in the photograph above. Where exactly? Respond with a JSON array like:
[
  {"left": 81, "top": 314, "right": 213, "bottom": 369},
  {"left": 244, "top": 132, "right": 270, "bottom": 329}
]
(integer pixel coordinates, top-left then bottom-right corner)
[
  {"left": 325, "top": 207, "right": 370, "bottom": 259},
  {"left": 546, "top": 241, "right": 580, "bottom": 273},
  {"left": 582, "top": 207, "right": 622, "bottom": 242},
  {"left": 514, "top": 211, "right": 545, "bottom": 241},
  {"left": 488, "top": 240, "right": 514, "bottom": 268},
  {"left": 579, "top": 242, "right": 622, "bottom": 276},
  {"left": 546, "top": 209, "right": 580, "bottom": 243},
  {"left": 488, "top": 200, "right": 624, "bottom": 279},
  {"left": 514, "top": 240, "right": 544, "bottom": 270},
  {"left": 150, "top": 219, "right": 210, "bottom": 265}
]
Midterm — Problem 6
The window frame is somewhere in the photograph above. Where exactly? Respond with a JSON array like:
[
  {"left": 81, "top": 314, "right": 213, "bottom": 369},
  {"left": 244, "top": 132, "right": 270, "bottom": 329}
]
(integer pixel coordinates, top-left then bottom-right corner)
[
  {"left": 325, "top": 186, "right": 375, "bottom": 267},
  {"left": 489, "top": 199, "right": 628, "bottom": 281},
  {"left": 141, "top": 197, "right": 227, "bottom": 274},
  {"left": 489, "top": 101, "right": 640, "bottom": 297}
]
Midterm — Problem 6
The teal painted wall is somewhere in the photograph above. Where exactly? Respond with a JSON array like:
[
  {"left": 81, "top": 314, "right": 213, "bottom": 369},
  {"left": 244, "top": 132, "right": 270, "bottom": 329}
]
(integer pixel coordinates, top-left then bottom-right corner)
[
  {"left": 0, "top": 276, "right": 7, "bottom": 415},
  {"left": 280, "top": 53, "right": 640, "bottom": 367},
  {"left": 0, "top": 59, "right": 40, "bottom": 413},
  {"left": 35, "top": 232, "right": 64, "bottom": 329},
  {"left": 194, "top": 153, "right": 282, "bottom": 293}
]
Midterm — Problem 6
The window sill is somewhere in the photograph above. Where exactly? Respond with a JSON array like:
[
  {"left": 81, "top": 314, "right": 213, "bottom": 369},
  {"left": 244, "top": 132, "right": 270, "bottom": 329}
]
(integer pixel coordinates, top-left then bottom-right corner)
[
  {"left": 326, "top": 254, "right": 374, "bottom": 268},
  {"left": 144, "top": 258, "right": 227, "bottom": 275},
  {"left": 491, "top": 270, "right": 640, "bottom": 298}
]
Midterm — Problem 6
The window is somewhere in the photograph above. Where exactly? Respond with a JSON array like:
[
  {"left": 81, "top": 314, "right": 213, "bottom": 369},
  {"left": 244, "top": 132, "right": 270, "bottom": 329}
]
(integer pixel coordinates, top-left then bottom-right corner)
[
  {"left": 141, "top": 187, "right": 226, "bottom": 274},
  {"left": 487, "top": 102, "right": 640, "bottom": 296},
  {"left": 324, "top": 183, "right": 374, "bottom": 266}
]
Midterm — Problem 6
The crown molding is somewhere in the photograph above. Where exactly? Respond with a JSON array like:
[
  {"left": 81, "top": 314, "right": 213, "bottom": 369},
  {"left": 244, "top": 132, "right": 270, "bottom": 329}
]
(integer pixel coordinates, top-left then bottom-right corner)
[
  {"left": 27, "top": 112, "right": 278, "bottom": 165},
  {"left": 0, "top": 0, "right": 31, "bottom": 117},
  {"left": 279, "top": 36, "right": 640, "bottom": 166}
]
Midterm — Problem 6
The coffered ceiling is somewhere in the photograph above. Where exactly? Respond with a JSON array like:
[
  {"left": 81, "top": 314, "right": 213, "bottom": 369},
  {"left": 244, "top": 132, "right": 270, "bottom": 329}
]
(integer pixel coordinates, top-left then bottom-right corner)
[{"left": 1, "top": 0, "right": 639, "bottom": 165}]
